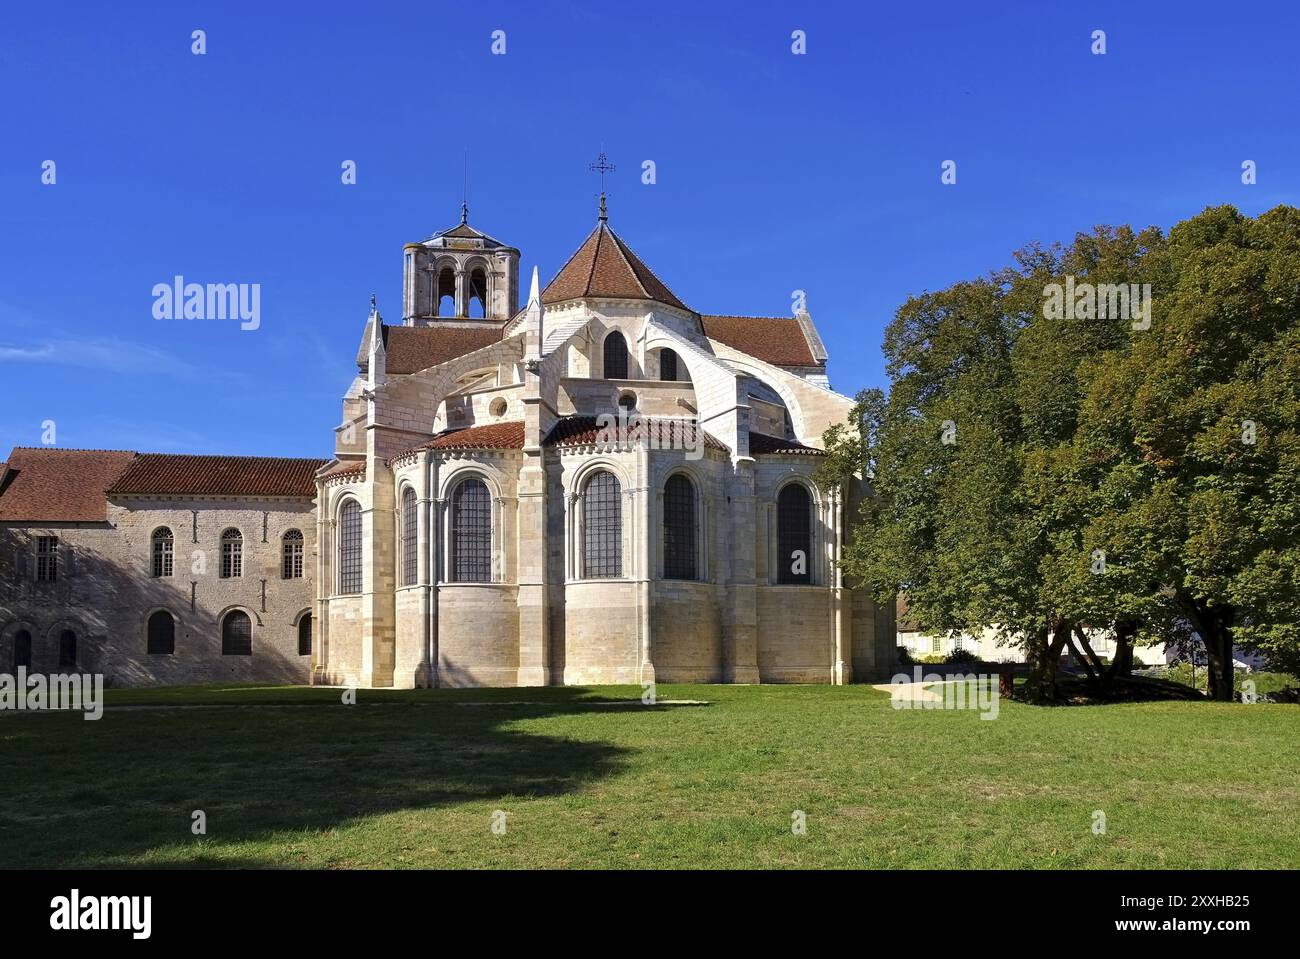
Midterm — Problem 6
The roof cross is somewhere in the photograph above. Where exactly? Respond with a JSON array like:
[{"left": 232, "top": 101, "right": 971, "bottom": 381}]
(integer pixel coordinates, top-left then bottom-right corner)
[{"left": 589, "top": 150, "right": 616, "bottom": 221}]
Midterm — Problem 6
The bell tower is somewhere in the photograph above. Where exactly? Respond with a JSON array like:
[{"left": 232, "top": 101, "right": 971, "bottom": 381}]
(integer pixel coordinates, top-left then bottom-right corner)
[{"left": 401, "top": 203, "right": 520, "bottom": 326}]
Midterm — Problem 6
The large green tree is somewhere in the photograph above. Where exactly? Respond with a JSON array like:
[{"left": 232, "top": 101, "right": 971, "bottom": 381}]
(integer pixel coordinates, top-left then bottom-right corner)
[{"left": 823, "top": 205, "right": 1300, "bottom": 701}]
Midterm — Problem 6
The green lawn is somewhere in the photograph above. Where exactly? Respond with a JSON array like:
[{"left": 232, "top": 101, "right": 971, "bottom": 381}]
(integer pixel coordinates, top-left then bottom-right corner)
[{"left": 2, "top": 683, "right": 1297, "bottom": 869}]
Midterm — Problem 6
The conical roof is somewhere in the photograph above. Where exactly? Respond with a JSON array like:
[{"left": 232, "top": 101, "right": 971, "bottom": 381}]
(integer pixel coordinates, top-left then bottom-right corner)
[{"left": 541, "top": 222, "right": 688, "bottom": 310}]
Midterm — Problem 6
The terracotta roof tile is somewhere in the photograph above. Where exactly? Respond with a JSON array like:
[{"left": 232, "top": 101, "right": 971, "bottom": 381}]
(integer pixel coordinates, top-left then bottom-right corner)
[
  {"left": 543, "top": 415, "right": 728, "bottom": 453},
  {"left": 383, "top": 324, "right": 505, "bottom": 375},
  {"left": 542, "top": 223, "right": 688, "bottom": 311},
  {"left": 748, "top": 433, "right": 823, "bottom": 455},
  {"left": 390, "top": 422, "right": 527, "bottom": 464},
  {"left": 700, "top": 315, "right": 818, "bottom": 367},
  {"left": 319, "top": 460, "right": 366, "bottom": 482},
  {"left": 0, "top": 448, "right": 137, "bottom": 522},
  {"left": 110, "top": 454, "right": 326, "bottom": 498}
]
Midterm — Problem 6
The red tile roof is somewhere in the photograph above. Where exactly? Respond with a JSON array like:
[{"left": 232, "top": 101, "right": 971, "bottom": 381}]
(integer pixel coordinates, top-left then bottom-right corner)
[
  {"left": 700, "top": 315, "right": 818, "bottom": 367},
  {"left": 390, "top": 421, "right": 527, "bottom": 464},
  {"left": 544, "top": 415, "right": 729, "bottom": 452},
  {"left": 318, "top": 459, "right": 366, "bottom": 482},
  {"left": 748, "top": 433, "right": 823, "bottom": 455},
  {"left": 110, "top": 454, "right": 327, "bottom": 498},
  {"left": 0, "top": 448, "right": 137, "bottom": 522},
  {"left": 383, "top": 324, "right": 505, "bottom": 375},
  {"left": 543, "top": 223, "right": 688, "bottom": 311}
]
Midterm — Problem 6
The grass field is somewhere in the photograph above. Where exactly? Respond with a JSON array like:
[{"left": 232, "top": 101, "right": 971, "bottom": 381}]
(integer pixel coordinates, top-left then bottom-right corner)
[{"left": 2, "top": 683, "right": 1297, "bottom": 869}]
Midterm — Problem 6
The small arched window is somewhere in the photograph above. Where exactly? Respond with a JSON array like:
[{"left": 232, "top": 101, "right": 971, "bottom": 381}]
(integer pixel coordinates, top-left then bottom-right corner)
[
  {"left": 282, "top": 529, "right": 304, "bottom": 579},
  {"left": 582, "top": 471, "right": 623, "bottom": 578},
  {"left": 147, "top": 610, "right": 176, "bottom": 655},
  {"left": 222, "top": 610, "right": 252, "bottom": 656},
  {"left": 58, "top": 630, "right": 77, "bottom": 670},
  {"left": 436, "top": 265, "right": 457, "bottom": 316},
  {"left": 663, "top": 474, "right": 698, "bottom": 580},
  {"left": 400, "top": 487, "right": 418, "bottom": 587},
  {"left": 152, "top": 527, "right": 174, "bottom": 578},
  {"left": 298, "top": 613, "right": 312, "bottom": 656},
  {"left": 220, "top": 528, "right": 243, "bottom": 579},
  {"left": 451, "top": 478, "right": 491, "bottom": 582},
  {"left": 468, "top": 267, "right": 488, "bottom": 318},
  {"left": 13, "top": 629, "right": 32, "bottom": 670},
  {"left": 660, "top": 348, "right": 678, "bottom": 382},
  {"left": 338, "top": 500, "right": 362, "bottom": 594},
  {"left": 603, "top": 331, "right": 629, "bottom": 380},
  {"left": 777, "top": 484, "right": 813, "bottom": 584}
]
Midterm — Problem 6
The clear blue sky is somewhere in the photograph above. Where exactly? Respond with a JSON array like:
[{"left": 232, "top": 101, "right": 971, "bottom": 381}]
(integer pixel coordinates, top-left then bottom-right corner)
[{"left": 2, "top": 0, "right": 1296, "bottom": 457}]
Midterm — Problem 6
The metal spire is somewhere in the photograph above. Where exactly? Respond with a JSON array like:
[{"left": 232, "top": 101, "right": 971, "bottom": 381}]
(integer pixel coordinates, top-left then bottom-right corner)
[{"left": 589, "top": 150, "right": 615, "bottom": 222}]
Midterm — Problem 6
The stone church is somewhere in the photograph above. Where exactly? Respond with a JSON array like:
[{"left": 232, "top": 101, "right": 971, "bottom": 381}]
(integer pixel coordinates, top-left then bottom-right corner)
[{"left": 0, "top": 199, "right": 895, "bottom": 688}]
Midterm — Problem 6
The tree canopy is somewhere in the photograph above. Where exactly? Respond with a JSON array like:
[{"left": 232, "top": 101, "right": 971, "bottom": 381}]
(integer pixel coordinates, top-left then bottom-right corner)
[{"left": 820, "top": 205, "right": 1300, "bottom": 701}]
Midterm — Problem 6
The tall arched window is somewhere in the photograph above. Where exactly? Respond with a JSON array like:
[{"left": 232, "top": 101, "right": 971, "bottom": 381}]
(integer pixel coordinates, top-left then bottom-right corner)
[
  {"left": 220, "top": 528, "right": 243, "bottom": 579},
  {"left": 436, "top": 266, "right": 457, "bottom": 317},
  {"left": 59, "top": 630, "right": 77, "bottom": 669},
  {"left": 298, "top": 613, "right": 312, "bottom": 656},
  {"left": 582, "top": 470, "right": 623, "bottom": 578},
  {"left": 451, "top": 478, "right": 491, "bottom": 582},
  {"left": 468, "top": 267, "right": 488, "bottom": 318},
  {"left": 147, "top": 610, "right": 176, "bottom": 655},
  {"left": 603, "top": 331, "right": 629, "bottom": 379},
  {"left": 337, "top": 500, "right": 362, "bottom": 594},
  {"left": 222, "top": 610, "right": 252, "bottom": 656},
  {"left": 663, "top": 474, "right": 697, "bottom": 580},
  {"left": 401, "top": 487, "right": 418, "bottom": 587},
  {"left": 282, "top": 529, "right": 304, "bottom": 579},
  {"left": 777, "top": 484, "right": 812, "bottom": 584},
  {"left": 13, "top": 630, "right": 32, "bottom": 670},
  {"left": 152, "top": 527, "right": 174, "bottom": 578},
  {"left": 660, "top": 348, "right": 678, "bottom": 382}
]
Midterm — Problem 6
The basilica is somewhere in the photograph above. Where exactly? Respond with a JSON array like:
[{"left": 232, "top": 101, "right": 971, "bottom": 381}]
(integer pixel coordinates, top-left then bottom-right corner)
[{"left": 0, "top": 198, "right": 895, "bottom": 688}]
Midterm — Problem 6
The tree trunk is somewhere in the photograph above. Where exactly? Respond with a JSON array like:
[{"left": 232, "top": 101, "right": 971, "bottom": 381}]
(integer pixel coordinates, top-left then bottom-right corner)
[
  {"left": 1026, "top": 620, "right": 1069, "bottom": 703},
  {"left": 1107, "top": 620, "right": 1136, "bottom": 680}
]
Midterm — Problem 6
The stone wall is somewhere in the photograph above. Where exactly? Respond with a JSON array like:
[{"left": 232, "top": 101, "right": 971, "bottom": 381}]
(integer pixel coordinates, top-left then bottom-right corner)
[{"left": 0, "top": 496, "right": 315, "bottom": 687}]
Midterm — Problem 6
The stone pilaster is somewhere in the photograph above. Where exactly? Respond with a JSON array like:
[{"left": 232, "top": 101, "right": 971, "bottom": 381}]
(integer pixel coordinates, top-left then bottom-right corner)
[{"left": 724, "top": 458, "right": 760, "bottom": 683}]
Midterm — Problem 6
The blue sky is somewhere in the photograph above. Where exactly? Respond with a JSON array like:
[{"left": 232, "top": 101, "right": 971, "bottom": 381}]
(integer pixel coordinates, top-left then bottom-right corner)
[{"left": 2, "top": 0, "right": 1296, "bottom": 458}]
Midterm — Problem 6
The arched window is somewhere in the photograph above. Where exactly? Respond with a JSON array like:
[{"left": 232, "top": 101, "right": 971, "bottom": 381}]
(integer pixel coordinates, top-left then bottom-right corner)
[
  {"left": 663, "top": 474, "right": 697, "bottom": 580},
  {"left": 147, "top": 610, "right": 175, "bottom": 655},
  {"left": 337, "top": 500, "right": 362, "bottom": 594},
  {"left": 13, "top": 630, "right": 32, "bottom": 670},
  {"left": 220, "top": 528, "right": 243, "bottom": 579},
  {"left": 603, "top": 331, "right": 629, "bottom": 379},
  {"left": 660, "top": 348, "right": 678, "bottom": 382},
  {"left": 582, "top": 470, "right": 623, "bottom": 578},
  {"left": 777, "top": 484, "right": 812, "bottom": 584},
  {"left": 222, "top": 610, "right": 252, "bottom": 656},
  {"left": 152, "top": 527, "right": 174, "bottom": 578},
  {"left": 298, "top": 613, "right": 312, "bottom": 656},
  {"left": 282, "top": 529, "right": 304, "bottom": 579},
  {"left": 451, "top": 478, "right": 491, "bottom": 582},
  {"left": 436, "top": 265, "right": 457, "bottom": 316},
  {"left": 400, "top": 487, "right": 418, "bottom": 586},
  {"left": 468, "top": 267, "right": 488, "bottom": 318},
  {"left": 58, "top": 630, "right": 77, "bottom": 670}
]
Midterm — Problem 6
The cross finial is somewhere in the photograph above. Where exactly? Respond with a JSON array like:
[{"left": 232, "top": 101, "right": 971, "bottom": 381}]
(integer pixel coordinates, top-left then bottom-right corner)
[
  {"left": 589, "top": 150, "right": 616, "bottom": 221},
  {"left": 370, "top": 292, "right": 377, "bottom": 313}
]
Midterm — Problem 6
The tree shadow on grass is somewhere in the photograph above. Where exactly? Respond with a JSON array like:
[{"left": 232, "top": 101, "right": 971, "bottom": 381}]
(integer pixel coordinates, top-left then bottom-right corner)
[{"left": 0, "top": 686, "right": 696, "bottom": 868}]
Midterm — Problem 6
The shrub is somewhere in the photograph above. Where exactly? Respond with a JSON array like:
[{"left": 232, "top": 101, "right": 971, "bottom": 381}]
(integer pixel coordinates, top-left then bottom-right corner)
[
  {"left": 946, "top": 649, "right": 978, "bottom": 665},
  {"left": 896, "top": 645, "right": 913, "bottom": 666}
]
